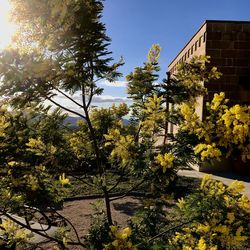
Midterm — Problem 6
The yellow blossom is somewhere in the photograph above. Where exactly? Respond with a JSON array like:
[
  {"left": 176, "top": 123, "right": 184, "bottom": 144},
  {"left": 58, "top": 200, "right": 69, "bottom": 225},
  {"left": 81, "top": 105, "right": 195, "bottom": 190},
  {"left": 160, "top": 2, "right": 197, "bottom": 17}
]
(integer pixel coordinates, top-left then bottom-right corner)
[
  {"left": 194, "top": 143, "right": 222, "bottom": 161},
  {"left": 197, "top": 223, "right": 210, "bottom": 233},
  {"left": 176, "top": 197, "right": 186, "bottom": 209},
  {"left": 197, "top": 237, "right": 206, "bottom": 250},
  {"left": 121, "top": 227, "right": 132, "bottom": 239},
  {"left": 59, "top": 173, "right": 70, "bottom": 186},
  {"left": 226, "top": 212, "right": 235, "bottom": 224},
  {"left": 155, "top": 153, "right": 174, "bottom": 173},
  {"left": 227, "top": 180, "right": 245, "bottom": 194},
  {"left": 211, "top": 92, "right": 225, "bottom": 110}
]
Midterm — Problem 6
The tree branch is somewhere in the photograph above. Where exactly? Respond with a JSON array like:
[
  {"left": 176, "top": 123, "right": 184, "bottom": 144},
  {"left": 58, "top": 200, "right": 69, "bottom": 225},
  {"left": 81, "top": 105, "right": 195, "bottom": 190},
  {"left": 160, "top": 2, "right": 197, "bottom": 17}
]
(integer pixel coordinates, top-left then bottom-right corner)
[
  {"left": 53, "top": 87, "right": 84, "bottom": 109},
  {"left": 70, "top": 174, "right": 94, "bottom": 187},
  {"left": 47, "top": 97, "right": 86, "bottom": 120},
  {"left": 107, "top": 171, "right": 125, "bottom": 193},
  {"left": 136, "top": 220, "right": 193, "bottom": 247},
  {"left": 50, "top": 209, "right": 83, "bottom": 245},
  {"left": 3, "top": 213, "right": 85, "bottom": 248},
  {"left": 110, "top": 177, "right": 146, "bottom": 202}
]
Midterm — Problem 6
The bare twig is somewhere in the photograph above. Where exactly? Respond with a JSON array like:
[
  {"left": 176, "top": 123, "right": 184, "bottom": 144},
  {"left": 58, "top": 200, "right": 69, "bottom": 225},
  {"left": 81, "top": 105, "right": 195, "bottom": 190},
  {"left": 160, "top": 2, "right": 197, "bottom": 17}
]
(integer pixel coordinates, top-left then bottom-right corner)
[
  {"left": 3, "top": 213, "right": 85, "bottom": 247},
  {"left": 70, "top": 174, "right": 94, "bottom": 187},
  {"left": 53, "top": 87, "right": 84, "bottom": 109},
  {"left": 107, "top": 172, "right": 125, "bottom": 193},
  {"left": 49, "top": 209, "right": 83, "bottom": 245},
  {"left": 136, "top": 220, "right": 193, "bottom": 247},
  {"left": 47, "top": 97, "right": 86, "bottom": 120},
  {"left": 110, "top": 177, "right": 146, "bottom": 202}
]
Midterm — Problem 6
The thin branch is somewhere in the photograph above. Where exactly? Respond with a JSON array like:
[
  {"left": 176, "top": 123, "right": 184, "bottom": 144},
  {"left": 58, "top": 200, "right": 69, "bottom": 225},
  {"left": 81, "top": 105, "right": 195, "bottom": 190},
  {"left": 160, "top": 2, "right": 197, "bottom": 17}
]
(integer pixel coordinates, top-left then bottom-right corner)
[
  {"left": 70, "top": 174, "right": 94, "bottom": 187},
  {"left": 137, "top": 220, "right": 193, "bottom": 247},
  {"left": 135, "top": 123, "right": 142, "bottom": 143},
  {"left": 50, "top": 209, "right": 83, "bottom": 245},
  {"left": 86, "top": 60, "right": 95, "bottom": 109},
  {"left": 3, "top": 213, "right": 85, "bottom": 247},
  {"left": 110, "top": 177, "right": 146, "bottom": 201},
  {"left": 107, "top": 172, "right": 125, "bottom": 193},
  {"left": 47, "top": 97, "right": 86, "bottom": 120},
  {"left": 86, "top": 86, "right": 94, "bottom": 109},
  {"left": 53, "top": 87, "right": 84, "bottom": 109}
]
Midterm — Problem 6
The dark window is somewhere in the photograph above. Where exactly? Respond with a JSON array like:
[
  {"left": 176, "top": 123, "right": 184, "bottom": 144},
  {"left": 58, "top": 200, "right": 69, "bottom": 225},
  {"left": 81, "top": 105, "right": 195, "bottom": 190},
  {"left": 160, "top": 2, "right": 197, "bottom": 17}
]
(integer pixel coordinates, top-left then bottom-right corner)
[
  {"left": 199, "top": 36, "right": 202, "bottom": 47},
  {"left": 195, "top": 41, "right": 198, "bottom": 50},
  {"left": 203, "top": 32, "right": 207, "bottom": 42}
]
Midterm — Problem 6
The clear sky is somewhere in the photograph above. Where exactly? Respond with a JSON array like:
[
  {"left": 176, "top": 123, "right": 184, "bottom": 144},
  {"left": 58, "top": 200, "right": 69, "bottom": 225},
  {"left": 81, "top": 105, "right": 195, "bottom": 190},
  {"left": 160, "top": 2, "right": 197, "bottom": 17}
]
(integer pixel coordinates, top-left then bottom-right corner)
[{"left": 98, "top": 0, "right": 250, "bottom": 105}]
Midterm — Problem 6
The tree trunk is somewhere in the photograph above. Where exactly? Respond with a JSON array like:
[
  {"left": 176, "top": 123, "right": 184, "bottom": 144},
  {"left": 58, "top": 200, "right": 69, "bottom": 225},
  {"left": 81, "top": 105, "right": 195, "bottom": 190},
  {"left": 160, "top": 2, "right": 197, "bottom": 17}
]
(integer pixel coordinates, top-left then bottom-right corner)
[
  {"left": 103, "top": 186, "right": 113, "bottom": 225},
  {"left": 84, "top": 109, "right": 113, "bottom": 225}
]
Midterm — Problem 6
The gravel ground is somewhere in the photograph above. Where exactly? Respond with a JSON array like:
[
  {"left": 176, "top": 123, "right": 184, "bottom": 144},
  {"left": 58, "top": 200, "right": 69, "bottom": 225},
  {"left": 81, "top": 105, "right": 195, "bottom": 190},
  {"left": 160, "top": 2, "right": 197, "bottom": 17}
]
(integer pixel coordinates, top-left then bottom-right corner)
[{"left": 41, "top": 196, "right": 143, "bottom": 249}]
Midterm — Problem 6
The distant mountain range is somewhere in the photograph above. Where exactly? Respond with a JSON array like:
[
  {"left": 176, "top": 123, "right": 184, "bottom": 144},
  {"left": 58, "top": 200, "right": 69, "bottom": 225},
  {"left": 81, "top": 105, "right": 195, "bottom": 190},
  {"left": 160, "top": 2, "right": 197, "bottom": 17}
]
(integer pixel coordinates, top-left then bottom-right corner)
[{"left": 64, "top": 116, "right": 129, "bottom": 127}]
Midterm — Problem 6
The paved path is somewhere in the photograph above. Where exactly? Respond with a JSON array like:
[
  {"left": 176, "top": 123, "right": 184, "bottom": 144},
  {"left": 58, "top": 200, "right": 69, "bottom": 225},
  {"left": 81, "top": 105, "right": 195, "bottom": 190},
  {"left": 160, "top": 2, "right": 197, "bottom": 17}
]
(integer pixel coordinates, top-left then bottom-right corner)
[
  {"left": 1, "top": 214, "right": 58, "bottom": 244},
  {"left": 178, "top": 169, "right": 250, "bottom": 199}
]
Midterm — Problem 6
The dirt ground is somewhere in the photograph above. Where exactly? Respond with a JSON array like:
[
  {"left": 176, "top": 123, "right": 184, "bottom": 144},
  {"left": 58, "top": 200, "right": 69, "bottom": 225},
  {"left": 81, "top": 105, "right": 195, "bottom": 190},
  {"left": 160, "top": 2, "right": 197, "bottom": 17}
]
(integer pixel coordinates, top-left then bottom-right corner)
[{"left": 41, "top": 196, "right": 143, "bottom": 249}]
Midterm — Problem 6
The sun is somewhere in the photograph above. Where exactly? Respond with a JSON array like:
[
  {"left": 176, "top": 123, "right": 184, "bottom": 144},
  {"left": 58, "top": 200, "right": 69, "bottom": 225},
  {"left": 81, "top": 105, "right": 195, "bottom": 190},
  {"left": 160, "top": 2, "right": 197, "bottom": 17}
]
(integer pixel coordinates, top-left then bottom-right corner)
[{"left": 0, "top": 0, "right": 17, "bottom": 50}]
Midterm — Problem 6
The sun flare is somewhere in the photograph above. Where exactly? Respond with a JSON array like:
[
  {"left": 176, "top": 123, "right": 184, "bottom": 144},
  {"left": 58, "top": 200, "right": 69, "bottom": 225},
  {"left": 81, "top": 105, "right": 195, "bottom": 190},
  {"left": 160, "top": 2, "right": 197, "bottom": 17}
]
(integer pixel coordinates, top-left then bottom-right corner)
[{"left": 0, "top": 0, "right": 17, "bottom": 50}]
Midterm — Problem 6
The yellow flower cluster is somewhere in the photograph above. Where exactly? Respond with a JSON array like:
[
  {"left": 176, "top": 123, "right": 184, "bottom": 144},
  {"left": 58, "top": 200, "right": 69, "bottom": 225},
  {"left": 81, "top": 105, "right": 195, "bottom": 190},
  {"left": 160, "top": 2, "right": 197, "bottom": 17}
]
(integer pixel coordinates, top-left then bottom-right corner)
[
  {"left": 141, "top": 94, "right": 166, "bottom": 136},
  {"left": 176, "top": 197, "right": 186, "bottom": 209},
  {"left": 170, "top": 229, "right": 218, "bottom": 250},
  {"left": 26, "top": 137, "right": 57, "bottom": 156},
  {"left": 200, "top": 175, "right": 226, "bottom": 196},
  {"left": 180, "top": 92, "right": 250, "bottom": 162},
  {"left": 147, "top": 44, "right": 161, "bottom": 64},
  {"left": 155, "top": 153, "right": 174, "bottom": 173},
  {"left": 210, "top": 92, "right": 228, "bottom": 110},
  {"left": 104, "top": 226, "right": 137, "bottom": 250},
  {"left": 219, "top": 104, "right": 250, "bottom": 160},
  {"left": 179, "top": 103, "right": 201, "bottom": 130},
  {"left": 194, "top": 143, "right": 222, "bottom": 161},
  {"left": 170, "top": 175, "right": 250, "bottom": 249},
  {"left": 175, "top": 55, "right": 221, "bottom": 94},
  {"left": 105, "top": 129, "right": 136, "bottom": 167},
  {"left": 59, "top": 173, "right": 70, "bottom": 186},
  {"left": 0, "top": 218, "right": 33, "bottom": 244}
]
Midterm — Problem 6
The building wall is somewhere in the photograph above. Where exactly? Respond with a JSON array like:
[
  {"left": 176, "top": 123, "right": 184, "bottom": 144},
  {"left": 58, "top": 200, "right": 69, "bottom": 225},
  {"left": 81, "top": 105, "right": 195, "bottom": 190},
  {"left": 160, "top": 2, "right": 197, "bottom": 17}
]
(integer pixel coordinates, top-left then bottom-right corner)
[
  {"left": 168, "top": 22, "right": 207, "bottom": 74},
  {"left": 168, "top": 22, "right": 207, "bottom": 134},
  {"left": 167, "top": 20, "right": 250, "bottom": 172},
  {"left": 205, "top": 21, "right": 250, "bottom": 106},
  {"left": 168, "top": 20, "right": 250, "bottom": 125}
]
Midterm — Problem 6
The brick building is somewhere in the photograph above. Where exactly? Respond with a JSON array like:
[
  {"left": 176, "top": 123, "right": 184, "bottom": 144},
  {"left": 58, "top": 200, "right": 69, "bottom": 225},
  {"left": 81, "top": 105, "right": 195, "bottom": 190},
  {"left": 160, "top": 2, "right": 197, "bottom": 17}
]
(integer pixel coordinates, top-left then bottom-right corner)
[
  {"left": 168, "top": 20, "right": 250, "bottom": 133},
  {"left": 168, "top": 20, "right": 250, "bottom": 172}
]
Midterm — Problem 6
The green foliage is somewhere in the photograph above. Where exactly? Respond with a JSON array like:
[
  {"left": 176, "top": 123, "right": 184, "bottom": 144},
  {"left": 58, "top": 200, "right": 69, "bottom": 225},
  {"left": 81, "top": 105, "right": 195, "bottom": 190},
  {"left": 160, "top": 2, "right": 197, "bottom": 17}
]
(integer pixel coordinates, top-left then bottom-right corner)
[
  {"left": 128, "top": 200, "right": 169, "bottom": 249},
  {"left": 169, "top": 55, "right": 221, "bottom": 104},
  {"left": 0, "top": 103, "right": 70, "bottom": 213},
  {"left": 85, "top": 200, "right": 111, "bottom": 250},
  {"left": 126, "top": 44, "right": 161, "bottom": 121},
  {"left": 180, "top": 92, "right": 250, "bottom": 162},
  {"left": 168, "top": 175, "right": 250, "bottom": 249}
]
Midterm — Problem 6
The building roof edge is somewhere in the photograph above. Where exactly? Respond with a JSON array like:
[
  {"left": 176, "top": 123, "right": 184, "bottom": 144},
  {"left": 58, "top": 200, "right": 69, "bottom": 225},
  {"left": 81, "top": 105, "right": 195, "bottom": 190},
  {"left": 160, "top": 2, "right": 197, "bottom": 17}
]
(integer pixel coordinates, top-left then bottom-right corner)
[{"left": 168, "top": 20, "right": 250, "bottom": 69}]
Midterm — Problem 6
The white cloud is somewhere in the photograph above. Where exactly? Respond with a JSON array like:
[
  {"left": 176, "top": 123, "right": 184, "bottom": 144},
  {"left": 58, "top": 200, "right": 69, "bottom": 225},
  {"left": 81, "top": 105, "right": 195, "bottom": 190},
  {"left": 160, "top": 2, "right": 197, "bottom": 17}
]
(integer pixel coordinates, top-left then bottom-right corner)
[
  {"left": 99, "top": 80, "right": 127, "bottom": 88},
  {"left": 92, "top": 95, "right": 129, "bottom": 103},
  {"left": 52, "top": 92, "right": 130, "bottom": 107}
]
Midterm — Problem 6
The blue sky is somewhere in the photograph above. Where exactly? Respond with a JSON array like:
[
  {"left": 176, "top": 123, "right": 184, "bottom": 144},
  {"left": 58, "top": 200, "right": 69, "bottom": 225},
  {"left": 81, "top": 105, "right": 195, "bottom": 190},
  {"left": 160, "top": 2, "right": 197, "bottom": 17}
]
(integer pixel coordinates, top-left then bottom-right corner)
[
  {"left": 96, "top": 0, "right": 250, "bottom": 105},
  {"left": 3, "top": 0, "right": 249, "bottom": 113}
]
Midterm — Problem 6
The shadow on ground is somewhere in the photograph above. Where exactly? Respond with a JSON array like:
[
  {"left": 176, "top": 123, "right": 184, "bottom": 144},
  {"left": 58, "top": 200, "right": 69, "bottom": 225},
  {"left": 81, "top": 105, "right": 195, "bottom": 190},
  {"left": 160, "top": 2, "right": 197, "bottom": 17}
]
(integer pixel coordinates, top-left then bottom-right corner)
[
  {"left": 112, "top": 201, "right": 142, "bottom": 216},
  {"left": 211, "top": 171, "right": 250, "bottom": 182}
]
